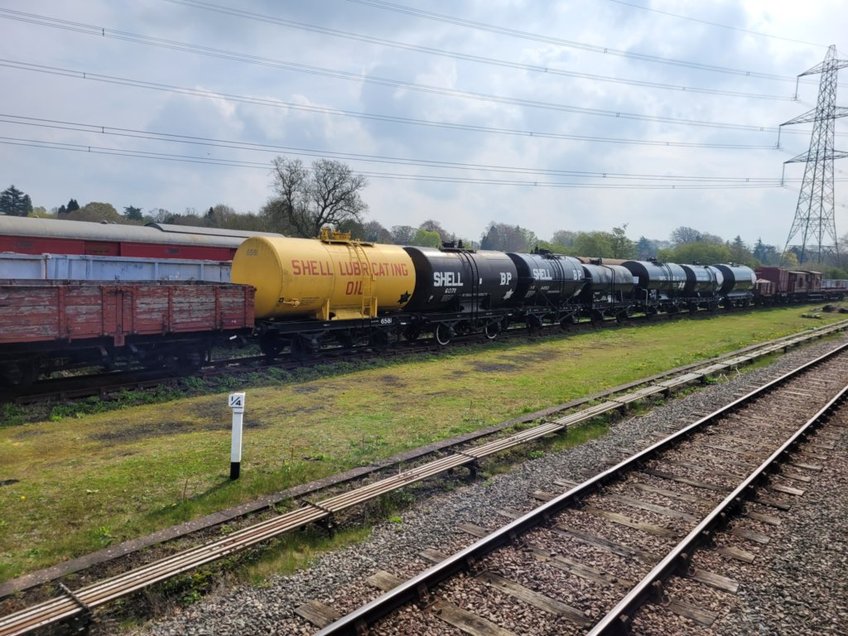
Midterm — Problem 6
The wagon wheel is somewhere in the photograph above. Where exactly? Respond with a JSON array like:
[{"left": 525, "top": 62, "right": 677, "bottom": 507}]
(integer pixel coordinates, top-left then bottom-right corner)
[
  {"left": 525, "top": 314, "right": 543, "bottom": 336},
  {"left": 0, "top": 362, "right": 37, "bottom": 388},
  {"left": 434, "top": 323, "right": 453, "bottom": 346},
  {"left": 179, "top": 350, "right": 206, "bottom": 370},
  {"left": 291, "top": 335, "right": 319, "bottom": 360},
  {"left": 259, "top": 334, "right": 285, "bottom": 358},
  {"left": 483, "top": 320, "right": 500, "bottom": 340},
  {"left": 335, "top": 331, "right": 355, "bottom": 349},
  {"left": 560, "top": 314, "right": 577, "bottom": 331},
  {"left": 137, "top": 347, "right": 175, "bottom": 371},
  {"left": 369, "top": 329, "right": 390, "bottom": 350}
]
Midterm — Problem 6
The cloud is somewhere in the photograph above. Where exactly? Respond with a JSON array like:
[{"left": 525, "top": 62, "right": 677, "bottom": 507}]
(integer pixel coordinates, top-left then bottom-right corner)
[{"left": 0, "top": 0, "right": 844, "bottom": 248}]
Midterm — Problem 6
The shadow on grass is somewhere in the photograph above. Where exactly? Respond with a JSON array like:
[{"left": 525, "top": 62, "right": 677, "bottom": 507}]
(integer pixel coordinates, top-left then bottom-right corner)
[{"left": 145, "top": 476, "right": 241, "bottom": 524}]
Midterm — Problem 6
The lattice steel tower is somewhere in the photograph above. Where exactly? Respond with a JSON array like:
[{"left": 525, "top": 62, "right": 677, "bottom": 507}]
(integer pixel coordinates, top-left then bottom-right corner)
[{"left": 779, "top": 45, "right": 848, "bottom": 264}]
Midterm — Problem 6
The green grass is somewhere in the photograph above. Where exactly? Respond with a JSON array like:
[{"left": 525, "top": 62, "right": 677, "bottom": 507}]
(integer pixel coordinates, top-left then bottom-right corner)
[
  {"left": 0, "top": 306, "right": 844, "bottom": 581},
  {"left": 239, "top": 525, "right": 374, "bottom": 586}
]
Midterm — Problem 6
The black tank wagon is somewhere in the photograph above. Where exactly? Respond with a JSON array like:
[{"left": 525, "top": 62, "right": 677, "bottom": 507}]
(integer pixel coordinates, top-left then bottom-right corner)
[
  {"left": 504, "top": 251, "right": 586, "bottom": 330},
  {"left": 621, "top": 260, "right": 687, "bottom": 313},
  {"left": 402, "top": 245, "right": 518, "bottom": 343},
  {"left": 579, "top": 263, "right": 635, "bottom": 321},
  {"left": 715, "top": 264, "right": 756, "bottom": 307},
  {"left": 506, "top": 251, "right": 585, "bottom": 306},
  {"left": 680, "top": 264, "right": 724, "bottom": 295},
  {"left": 680, "top": 264, "right": 724, "bottom": 310}
]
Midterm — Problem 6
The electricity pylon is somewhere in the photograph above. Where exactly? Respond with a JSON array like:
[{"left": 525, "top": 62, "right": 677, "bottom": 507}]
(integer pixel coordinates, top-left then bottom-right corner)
[{"left": 779, "top": 45, "right": 848, "bottom": 264}]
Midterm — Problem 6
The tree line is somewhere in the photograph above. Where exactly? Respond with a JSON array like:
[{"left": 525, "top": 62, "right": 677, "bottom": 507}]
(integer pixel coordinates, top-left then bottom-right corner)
[{"left": 3, "top": 153, "right": 846, "bottom": 277}]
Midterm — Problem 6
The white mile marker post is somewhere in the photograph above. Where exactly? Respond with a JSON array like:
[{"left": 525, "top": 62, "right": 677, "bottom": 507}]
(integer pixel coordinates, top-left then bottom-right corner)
[{"left": 228, "top": 392, "right": 246, "bottom": 480}]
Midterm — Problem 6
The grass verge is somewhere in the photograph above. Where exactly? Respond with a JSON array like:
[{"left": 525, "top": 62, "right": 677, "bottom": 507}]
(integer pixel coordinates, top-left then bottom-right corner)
[{"left": 0, "top": 306, "right": 844, "bottom": 582}]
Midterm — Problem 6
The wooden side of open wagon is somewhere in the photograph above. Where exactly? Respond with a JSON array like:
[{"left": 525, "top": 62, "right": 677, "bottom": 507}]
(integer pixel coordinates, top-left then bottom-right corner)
[
  {"left": 0, "top": 281, "right": 255, "bottom": 384},
  {"left": 0, "top": 281, "right": 254, "bottom": 347}
]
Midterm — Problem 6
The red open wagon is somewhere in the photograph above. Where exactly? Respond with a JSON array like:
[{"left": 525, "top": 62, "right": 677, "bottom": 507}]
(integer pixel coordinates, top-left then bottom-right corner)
[{"left": 0, "top": 281, "right": 254, "bottom": 385}]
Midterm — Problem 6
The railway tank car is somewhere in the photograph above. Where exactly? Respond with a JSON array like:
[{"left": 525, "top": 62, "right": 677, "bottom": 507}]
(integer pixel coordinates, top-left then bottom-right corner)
[
  {"left": 231, "top": 230, "right": 417, "bottom": 354},
  {"left": 505, "top": 250, "right": 586, "bottom": 330},
  {"left": 578, "top": 262, "right": 635, "bottom": 321},
  {"left": 714, "top": 264, "right": 756, "bottom": 306},
  {"left": 680, "top": 264, "right": 724, "bottom": 310},
  {"left": 402, "top": 244, "right": 518, "bottom": 343},
  {"left": 621, "top": 260, "right": 687, "bottom": 313},
  {"left": 505, "top": 251, "right": 585, "bottom": 304}
]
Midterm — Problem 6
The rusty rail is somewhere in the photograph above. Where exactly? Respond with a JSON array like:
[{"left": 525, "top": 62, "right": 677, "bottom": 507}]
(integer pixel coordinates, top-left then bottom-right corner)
[{"left": 315, "top": 341, "right": 848, "bottom": 635}]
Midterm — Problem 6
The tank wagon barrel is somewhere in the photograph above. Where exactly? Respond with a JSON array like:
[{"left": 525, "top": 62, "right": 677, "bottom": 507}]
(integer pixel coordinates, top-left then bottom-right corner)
[
  {"left": 621, "top": 260, "right": 687, "bottom": 295},
  {"left": 231, "top": 232, "right": 416, "bottom": 320},
  {"left": 402, "top": 246, "right": 517, "bottom": 313},
  {"left": 680, "top": 264, "right": 724, "bottom": 296},
  {"left": 715, "top": 264, "right": 756, "bottom": 295},
  {"left": 579, "top": 263, "right": 634, "bottom": 300},
  {"left": 505, "top": 251, "right": 585, "bottom": 306}
]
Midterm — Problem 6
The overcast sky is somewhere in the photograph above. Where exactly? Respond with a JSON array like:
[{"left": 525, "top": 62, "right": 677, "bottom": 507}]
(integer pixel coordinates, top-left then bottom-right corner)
[{"left": 1, "top": 0, "right": 846, "bottom": 246}]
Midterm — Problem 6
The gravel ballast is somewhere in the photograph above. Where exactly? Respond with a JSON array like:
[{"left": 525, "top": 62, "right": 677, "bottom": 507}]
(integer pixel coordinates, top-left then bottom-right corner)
[{"left": 136, "top": 335, "right": 848, "bottom": 636}]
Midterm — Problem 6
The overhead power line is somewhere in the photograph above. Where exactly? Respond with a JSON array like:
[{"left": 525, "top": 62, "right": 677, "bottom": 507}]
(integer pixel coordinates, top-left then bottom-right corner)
[
  {"left": 2, "top": 135, "right": 807, "bottom": 189},
  {"left": 0, "top": 60, "right": 777, "bottom": 150},
  {"left": 607, "top": 0, "right": 827, "bottom": 49},
  {"left": 6, "top": 4, "right": 820, "bottom": 95},
  {"left": 0, "top": 113, "right": 784, "bottom": 182},
  {"left": 346, "top": 0, "right": 823, "bottom": 84},
  {"left": 0, "top": 10, "right": 802, "bottom": 124},
  {"left": 1, "top": 58, "right": 825, "bottom": 140},
  {"left": 157, "top": 0, "right": 794, "bottom": 102}
]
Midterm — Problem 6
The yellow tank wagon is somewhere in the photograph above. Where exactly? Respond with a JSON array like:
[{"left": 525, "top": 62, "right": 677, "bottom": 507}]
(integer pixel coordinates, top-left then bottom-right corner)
[{"left": 231, "top": 230, "right": 416, "bottom": 321}]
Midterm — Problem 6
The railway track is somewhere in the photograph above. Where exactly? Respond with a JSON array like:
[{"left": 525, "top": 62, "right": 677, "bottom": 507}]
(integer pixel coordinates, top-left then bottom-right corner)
[
  {"left": 0, "top": 355, "right": 268, "bottom": 405},
  {"left": 3, "top": 307, "right": 831, "bottom": 405},
  {"left": 0, "top": 324, "right": 846, "bottom": 635},
  {"left": 310, "top": 341, "right": 848, "bottom": 635}
]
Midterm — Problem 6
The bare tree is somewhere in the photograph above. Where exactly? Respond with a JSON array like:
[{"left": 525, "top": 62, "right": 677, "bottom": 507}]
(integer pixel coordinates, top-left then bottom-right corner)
[
  {"left": 361, "top": 220, "right": 392, "bottom": 243},
  {"left": 267, "top": 157, "right": 368, "bottom": 237}
]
